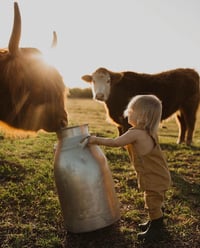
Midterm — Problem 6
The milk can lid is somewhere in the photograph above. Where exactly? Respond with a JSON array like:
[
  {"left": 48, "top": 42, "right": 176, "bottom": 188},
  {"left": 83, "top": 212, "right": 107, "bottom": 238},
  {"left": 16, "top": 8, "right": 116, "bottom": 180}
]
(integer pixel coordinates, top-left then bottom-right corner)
[{"left": 57, "top": 124, "right": 89, "bottom": 138}]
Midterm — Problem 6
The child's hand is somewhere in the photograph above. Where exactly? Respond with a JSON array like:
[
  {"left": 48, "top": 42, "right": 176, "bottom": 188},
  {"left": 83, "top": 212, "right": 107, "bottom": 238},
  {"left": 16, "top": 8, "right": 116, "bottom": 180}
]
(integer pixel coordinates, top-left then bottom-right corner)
[
  {"left": 79, "top": 135, "right": 90, "bottom": 148},
  {"left": 80, "top": 135, "right": 98, "bottom": 147},
  {"left": 87, "top": 136, "right": 97, "bottom": 144}
]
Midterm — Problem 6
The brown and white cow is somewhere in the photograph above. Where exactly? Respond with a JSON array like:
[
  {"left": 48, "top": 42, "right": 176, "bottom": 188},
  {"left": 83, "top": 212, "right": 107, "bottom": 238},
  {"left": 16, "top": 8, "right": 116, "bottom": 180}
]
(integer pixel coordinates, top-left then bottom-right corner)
[
  {"left": 0, "top": 2, "right": 68, "bottom": 133},
  {"left": 82, "top": 67, "right": 200, "bottom": 145}
]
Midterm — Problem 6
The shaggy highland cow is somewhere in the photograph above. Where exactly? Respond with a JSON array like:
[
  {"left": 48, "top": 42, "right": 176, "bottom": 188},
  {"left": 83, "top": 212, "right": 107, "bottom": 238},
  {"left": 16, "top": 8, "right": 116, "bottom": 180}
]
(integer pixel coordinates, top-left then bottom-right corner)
[
  {"left": 82, "top": 67, "right": 200, "bottom": 145},
  {"left": 0, "top": 2, "right": 68, "bottom": 133}
]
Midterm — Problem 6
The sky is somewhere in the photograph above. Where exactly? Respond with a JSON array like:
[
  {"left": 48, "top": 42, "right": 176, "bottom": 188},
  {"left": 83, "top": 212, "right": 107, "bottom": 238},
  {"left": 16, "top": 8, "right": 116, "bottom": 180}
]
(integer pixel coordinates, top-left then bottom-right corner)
[{"left": 0, "top": 0, "right": 200, "bottom": 88}]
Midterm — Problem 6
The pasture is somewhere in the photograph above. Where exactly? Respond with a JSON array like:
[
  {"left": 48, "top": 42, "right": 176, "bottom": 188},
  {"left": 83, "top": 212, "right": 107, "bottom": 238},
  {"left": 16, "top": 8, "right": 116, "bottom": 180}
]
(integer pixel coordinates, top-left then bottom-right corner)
[{"left": 0, "top": 98, "right": 200, "bottom": 248}]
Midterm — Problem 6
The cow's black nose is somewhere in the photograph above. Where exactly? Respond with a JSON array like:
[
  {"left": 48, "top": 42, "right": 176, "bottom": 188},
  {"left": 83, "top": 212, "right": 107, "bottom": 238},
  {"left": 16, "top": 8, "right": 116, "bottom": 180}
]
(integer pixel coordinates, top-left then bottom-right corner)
[{"left": 95, "top": 93, "right": 104, "bottom": 101}]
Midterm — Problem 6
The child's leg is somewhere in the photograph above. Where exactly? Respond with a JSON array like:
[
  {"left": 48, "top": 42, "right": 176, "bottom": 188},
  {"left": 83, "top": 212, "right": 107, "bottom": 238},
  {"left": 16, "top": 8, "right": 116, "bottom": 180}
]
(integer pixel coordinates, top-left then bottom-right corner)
[
  {"left": 137, "top": 190, "right": 166, "bottom": 241},
  {"left": 144, "top": 190, "right": 165, "bottom": 220}
]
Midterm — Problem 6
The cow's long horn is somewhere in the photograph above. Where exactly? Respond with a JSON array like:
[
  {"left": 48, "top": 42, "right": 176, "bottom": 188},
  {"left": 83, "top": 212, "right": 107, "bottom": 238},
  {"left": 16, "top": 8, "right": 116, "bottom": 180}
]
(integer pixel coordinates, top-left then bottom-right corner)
[
  {"left": 51, "top": 31, "right": 58, "bottom": 47},
  {"left": 51, "top": 31, "right": 57, "bottom": 48},
  {"left": 8, "top": 2, "right": 21, "bottom": 55}
]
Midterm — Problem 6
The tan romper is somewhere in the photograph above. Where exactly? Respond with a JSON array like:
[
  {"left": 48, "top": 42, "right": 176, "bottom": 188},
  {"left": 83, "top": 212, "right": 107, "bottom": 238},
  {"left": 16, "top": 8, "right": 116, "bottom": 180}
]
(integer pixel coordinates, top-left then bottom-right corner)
[{"left": 127, "top": 129, "right": 171, "bottom": 219}]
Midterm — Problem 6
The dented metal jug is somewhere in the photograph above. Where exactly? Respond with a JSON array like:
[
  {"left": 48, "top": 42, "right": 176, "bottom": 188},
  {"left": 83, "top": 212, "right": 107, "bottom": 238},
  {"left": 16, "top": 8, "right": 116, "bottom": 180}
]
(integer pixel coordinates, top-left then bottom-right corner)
[{"left": 54, "top": 124, "right": 120, "bottom": 233}]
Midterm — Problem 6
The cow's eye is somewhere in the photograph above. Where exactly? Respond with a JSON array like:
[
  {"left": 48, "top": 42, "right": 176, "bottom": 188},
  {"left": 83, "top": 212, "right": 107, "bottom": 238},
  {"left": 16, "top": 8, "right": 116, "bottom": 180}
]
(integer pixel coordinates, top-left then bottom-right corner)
[{"left": 107, "top": 79, "right": 111, "bottom": 84}]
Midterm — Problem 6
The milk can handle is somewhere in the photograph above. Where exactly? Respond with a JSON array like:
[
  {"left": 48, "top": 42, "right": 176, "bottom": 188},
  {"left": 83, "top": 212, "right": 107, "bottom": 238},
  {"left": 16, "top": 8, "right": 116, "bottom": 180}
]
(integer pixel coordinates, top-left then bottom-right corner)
[{"left": 79, "top": 135, "right": 90, "bottom": 149}]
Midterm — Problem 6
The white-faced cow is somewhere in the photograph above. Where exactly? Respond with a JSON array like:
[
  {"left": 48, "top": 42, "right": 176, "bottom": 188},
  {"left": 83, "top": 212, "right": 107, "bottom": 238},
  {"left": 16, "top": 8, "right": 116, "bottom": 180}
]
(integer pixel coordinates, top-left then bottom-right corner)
[
  {"left": 0, "top": 2, "right": 68, "bottom": 133},
  {"left": 82, "top": 67, "right": 200, "bottom": 145}
]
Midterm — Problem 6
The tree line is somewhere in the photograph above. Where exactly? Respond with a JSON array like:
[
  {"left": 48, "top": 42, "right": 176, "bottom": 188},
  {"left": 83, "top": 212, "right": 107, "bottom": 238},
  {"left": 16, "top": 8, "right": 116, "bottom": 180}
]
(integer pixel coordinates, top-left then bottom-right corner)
[{"left": 68, "top": 88, "right": 93, "bottom": 98}]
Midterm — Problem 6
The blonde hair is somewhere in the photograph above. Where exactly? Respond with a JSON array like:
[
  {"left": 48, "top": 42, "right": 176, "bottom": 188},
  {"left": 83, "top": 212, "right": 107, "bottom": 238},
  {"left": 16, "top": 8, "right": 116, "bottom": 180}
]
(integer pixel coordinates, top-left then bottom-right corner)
[{"left": 124, "top": 95, "right": 162, "bottom": 135}]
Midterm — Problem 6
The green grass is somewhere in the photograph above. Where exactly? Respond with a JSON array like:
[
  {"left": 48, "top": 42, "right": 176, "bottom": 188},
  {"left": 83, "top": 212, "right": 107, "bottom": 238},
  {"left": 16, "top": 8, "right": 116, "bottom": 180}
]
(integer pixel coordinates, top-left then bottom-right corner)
[{"left": 0, "top": 98, "right": 200, "bottom": 247}]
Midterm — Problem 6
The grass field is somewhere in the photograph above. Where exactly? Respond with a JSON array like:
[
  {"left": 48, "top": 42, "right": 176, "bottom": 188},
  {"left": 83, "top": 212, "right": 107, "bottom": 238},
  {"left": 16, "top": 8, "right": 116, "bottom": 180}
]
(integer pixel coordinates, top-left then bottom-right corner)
[{"left": 0, "top": 98, "right": 200, "bottom": 248}]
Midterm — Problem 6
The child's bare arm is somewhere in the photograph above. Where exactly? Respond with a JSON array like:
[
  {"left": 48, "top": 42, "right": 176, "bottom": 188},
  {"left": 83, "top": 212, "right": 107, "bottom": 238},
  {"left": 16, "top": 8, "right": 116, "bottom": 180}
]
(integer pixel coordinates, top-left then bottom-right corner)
[{"left": 88, "top": 130, "right": 138, "bottom": 147}]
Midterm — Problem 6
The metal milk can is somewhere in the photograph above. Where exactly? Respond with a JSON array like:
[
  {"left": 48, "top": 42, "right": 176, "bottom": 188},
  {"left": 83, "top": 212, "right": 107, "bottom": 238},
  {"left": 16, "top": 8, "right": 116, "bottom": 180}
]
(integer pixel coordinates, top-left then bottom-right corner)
[{"left": 54, "top": 124, "right": 120, "bottom": 233}]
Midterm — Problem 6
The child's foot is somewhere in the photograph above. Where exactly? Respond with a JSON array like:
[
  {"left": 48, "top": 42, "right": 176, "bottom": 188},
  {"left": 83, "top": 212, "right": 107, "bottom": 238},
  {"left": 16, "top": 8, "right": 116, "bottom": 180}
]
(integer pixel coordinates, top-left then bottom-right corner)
[
  {"left": 137, "top": 217, "right": 164, "bottom": 242},
  {"left": 138, "top": 220, "right": 151, "bottom": 231}
]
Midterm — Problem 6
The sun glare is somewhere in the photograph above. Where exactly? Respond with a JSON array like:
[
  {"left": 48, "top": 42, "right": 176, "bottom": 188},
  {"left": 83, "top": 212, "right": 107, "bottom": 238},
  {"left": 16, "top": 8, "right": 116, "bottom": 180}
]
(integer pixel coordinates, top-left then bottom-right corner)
[{"left": 42, "top": 48, "right": 59, "bottom": 67}]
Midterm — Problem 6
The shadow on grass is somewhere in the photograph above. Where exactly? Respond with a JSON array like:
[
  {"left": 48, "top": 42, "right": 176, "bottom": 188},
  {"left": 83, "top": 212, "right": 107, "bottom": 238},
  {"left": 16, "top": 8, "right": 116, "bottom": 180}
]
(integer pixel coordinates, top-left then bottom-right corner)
[
  {"left": 170, "top": 171, "right": 200, "bottom": 212},
  {"left": 165, "top": 171, "right": 200, "bottom": 247},
  {"left": 63, "top": 222, "right": 174, "bottom": 248},
  {"left": 0, "top": 159, "right": 27, "bottom": 183},
  {"left": 160, "top": 142, "right": 200, "bottom": 151},
  {"left": 63, "top": 222, "right": 131, "bottom": 248}
]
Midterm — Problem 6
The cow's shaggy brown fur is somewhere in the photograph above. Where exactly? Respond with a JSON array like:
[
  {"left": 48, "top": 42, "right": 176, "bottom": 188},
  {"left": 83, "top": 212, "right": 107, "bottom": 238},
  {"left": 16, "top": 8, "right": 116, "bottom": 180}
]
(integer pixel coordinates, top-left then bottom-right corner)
[
  {"left": 82, "top": 67, "right": 200, "bottom": 145},
  {"left": 0, "top": 3, "right": 68, "bottom": 133}
]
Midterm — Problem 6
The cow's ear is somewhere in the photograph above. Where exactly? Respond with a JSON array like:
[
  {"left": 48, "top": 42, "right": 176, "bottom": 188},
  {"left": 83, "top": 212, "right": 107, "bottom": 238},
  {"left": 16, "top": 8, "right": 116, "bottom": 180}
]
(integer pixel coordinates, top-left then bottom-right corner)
[
  {"left": 81, "top": 75, "right": 93, "bottom": 83},
  {"left": 110, "top": 72, "right": 123, "bottom": 84}
]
